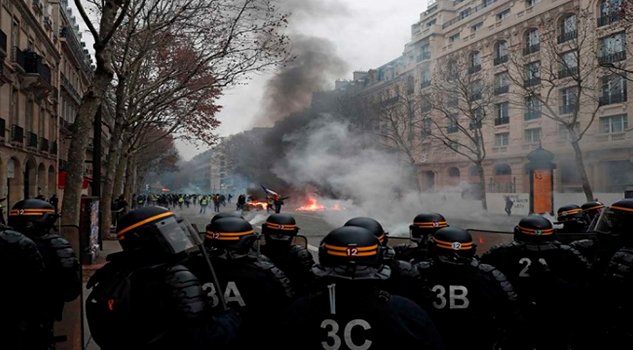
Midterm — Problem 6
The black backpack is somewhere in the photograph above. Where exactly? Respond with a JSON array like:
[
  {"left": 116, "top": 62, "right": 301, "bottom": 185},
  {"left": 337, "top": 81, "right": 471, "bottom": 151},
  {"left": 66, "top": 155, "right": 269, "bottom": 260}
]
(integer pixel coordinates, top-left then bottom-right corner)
[{"left": 86, "top": 262, "right": 136, "bottom": 348}]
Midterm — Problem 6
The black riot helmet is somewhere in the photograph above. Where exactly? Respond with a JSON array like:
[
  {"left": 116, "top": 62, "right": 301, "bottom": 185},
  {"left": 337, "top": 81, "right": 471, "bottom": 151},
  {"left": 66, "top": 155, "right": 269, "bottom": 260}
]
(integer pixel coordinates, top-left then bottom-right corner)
[
  {"left": 410, "top": 213, "right": 448, "bottom": 242},
  {"left": 8, "top": 199, "right": 58, "bottom": 236},
  {"left": 314, "top": 226, "right": 390, "bottom": 281},
  {"left": 262, "top": 213, "right": 299, "bottom": 246},
  {"left": 205, "top": 217, "right": 256, "bottom": 253},
  {"left": 116, "top": 206, "right": 198, "bottom": 257},
  {"left": 595, "top": 199, "right": 633, "bottom": 242},
  {"left": 210, "top": 212, "right": 243, "bottom": 223},
  {"left": 581, "top": 200, "right": 605, "bottom": 225},
  {"left": 514, "top": 215, "right": 555, "bottom": 243},
  {"left": 344, "top": 217, "right": 388, "bottom": 246},
  {"left": 431, "top": 227, "right": 477, "bottom": 263},
  {"left": 557, "top": 204, "right": 584, "bottom": 222}
]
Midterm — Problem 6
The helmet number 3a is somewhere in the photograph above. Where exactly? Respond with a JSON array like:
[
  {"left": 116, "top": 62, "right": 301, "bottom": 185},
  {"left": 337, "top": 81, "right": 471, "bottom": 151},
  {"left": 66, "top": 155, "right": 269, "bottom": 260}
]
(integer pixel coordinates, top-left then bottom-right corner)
[
  {"left": 321, "top": 319, "right": 372, "bottom": 350},
  {"left": 346, "top": 247, "right": 359, "bottom": 256}
]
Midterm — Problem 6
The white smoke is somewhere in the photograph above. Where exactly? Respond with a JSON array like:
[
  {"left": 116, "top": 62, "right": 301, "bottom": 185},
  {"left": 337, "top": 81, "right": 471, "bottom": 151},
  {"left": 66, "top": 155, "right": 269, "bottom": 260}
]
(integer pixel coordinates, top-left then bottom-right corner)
[{"left": 273, "top": 115, "right": 492, "bottom": 236}]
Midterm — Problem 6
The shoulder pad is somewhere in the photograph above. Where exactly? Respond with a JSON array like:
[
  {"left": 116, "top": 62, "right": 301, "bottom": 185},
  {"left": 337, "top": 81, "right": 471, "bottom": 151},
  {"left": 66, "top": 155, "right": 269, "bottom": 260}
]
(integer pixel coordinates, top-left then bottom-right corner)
[
  {"left": 478, "top": 263, "right": 518, "bottom": 302},
  {"left": 570, "top": 239, "right": 594, "bottom": 250},
  {"left": 253, "top": 259, "right": 295, "bottom": 300},
  {"left": 559, "top": 243, "right": 591, "bottom": 269},
  {"left": 414, "top": 259, "right": 434, "bottom": 272},
  {"left": 289, "top": 244, "right": 315, "bottom": 269},
  {"left": 164, "top": 265, "right": 207, "bottom": 320},
  {"left": 0, "top": 229, "right": 45, "bottom": 272}
]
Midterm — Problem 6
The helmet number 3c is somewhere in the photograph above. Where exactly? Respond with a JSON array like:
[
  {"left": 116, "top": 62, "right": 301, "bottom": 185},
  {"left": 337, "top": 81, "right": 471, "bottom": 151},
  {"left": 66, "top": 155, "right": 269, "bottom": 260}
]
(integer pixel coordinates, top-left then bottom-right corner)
[{"left": 320, "top": 319, "right": 372, "bottom": 350}]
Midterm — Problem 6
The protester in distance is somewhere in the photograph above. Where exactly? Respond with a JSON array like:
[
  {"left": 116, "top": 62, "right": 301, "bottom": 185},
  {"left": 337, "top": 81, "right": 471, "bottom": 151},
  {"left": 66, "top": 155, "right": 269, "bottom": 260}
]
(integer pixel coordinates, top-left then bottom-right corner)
[
  {"left": 415, "top": 226, "right": 525, "bottom": 350},
  {"left": 480, "top": 215, "right": 591, "bottom": 349},
  {"left": 0, "top": 224, "right": 47, "bottom": 349},
  {"left": 281, "top": 225, "right": 443, "bottom": 349},
  {"left": 187, "top": 216, "right": 294, "bottom": 348},
  {"left": 8, "top": 199, "right": 81, "bottom": 350},
  {"left": 85, "top": 206, "right": 239, "bottom": 349},
  {"left": 395, "top": 212, "right": 448, "bottom": 263},
  {"left": 260, "top": 213, "right": 315, "bottom": 296}
]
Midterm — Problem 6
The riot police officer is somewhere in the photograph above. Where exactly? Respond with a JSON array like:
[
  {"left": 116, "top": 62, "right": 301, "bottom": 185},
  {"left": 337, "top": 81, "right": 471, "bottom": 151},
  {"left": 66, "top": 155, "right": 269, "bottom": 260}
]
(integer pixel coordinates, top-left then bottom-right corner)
[
  {"left": 282, "top": 226, "right": 443, "bottom": 349},
  {"left": 395, "top": 212, "right": 448, "bottom": 263},
  {"left": 0, "top": 225, "right": 46, "bottom": 349},
  {"left": 260, "top": 213, "right": 314, "bottom": 296},
  {"left": 189, "top": 217, "right": 294, "bottom": 348},
  {"left": 86, "top": 206, "right": 239, "bottom": 349},
  {"left": 8, "top": 199, "right": 81, "bottom": 349},
  {"left": 580, "top": 200, "right": 604, "bottom": 232},
  {"left": 415, "top": 226, "right": 524, "bottom": 350},
  {"left": 344, "top": 216, "right": 424, "bottom": 304},
  {"left": 556, "top": 204, "right": 588, "bottom": 234},
  {"left": 481, "top": 215, "right": 590, "bottom": 349}
]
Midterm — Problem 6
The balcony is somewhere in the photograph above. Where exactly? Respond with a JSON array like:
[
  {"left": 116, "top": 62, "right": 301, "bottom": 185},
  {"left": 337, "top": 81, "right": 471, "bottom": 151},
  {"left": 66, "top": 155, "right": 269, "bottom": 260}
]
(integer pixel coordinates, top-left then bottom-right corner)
[
  {"left": 50, "top": 141, "right": 57, "bottom": 154},
  {"left": 598, "top": 14, "right": 621, "bottom": 27},
  {"left": 599, "top": 51, "right": 626, "bottom": 65},
  {"left": 11, "top": 124, "right": 23, "bottom": 144},
  {"left": 524, "top": 110, "right": 541, "bottom": 120},
  {"left": 523, "top": 44, "right": 540, "bottom": 56},
  {"left": 524, "top": 77, "right": 541, "bottom": 87},
  {"left": 495, "top": 116, "right": 509, "bottom": 125},
  {"left": 558, "top": 31, "right": 577, "bottom": 44},
  {"left": 494, "top": 85, "right": 509, "bottom": 95},
  {"left": 599, "top": 93, "right": 627, "bottom": 106},
  {"left": 27, "top": 131, "right": 38, "bottom": 148},
  {"left": 559, "top": 104, "right": 577, "bottom": 114},
  {"left": 468, "top": 64, "right": 481, "bottom": 74},
  {"left": 14, "top": 48, "right": 51, "bottom": 96},
  {"left": 380, "top": 95, "right": 400, "bottom": 106},
  {"left": 60, "top": 118, "right": 73, "bottom": 135},
  {"left": 494, "top": 55, "right": 508, "bottom": 65},
  {"left": 39, "top": 137, "right": 49, "bottom": 152},
  {"left": 0, "top": 117, "right": 4, "bottom": 140},
  {"left": 558, "top": 67, "right": 578, "bottom": 79}
]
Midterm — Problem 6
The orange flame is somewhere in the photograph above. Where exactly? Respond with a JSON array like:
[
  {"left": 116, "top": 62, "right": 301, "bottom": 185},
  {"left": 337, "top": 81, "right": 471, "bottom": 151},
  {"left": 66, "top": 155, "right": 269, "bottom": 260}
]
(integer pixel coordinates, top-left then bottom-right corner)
[{"left": 296, "top": 196, "right": 344, "bottom": 212}]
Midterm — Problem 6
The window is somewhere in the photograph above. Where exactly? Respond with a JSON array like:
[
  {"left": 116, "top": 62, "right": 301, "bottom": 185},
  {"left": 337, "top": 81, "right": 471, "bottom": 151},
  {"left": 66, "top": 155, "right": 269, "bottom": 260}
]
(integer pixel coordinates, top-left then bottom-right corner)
[
  {"left": 599, "top": 0, "right": 623, "bottom": 26},
  {"left": 459, "top": 8, "right": 472, "bottom": 20},
  {"left": 25, "top": 99, "right": 34, "bottom": 132},
  {"left": 496, "top": 102, "right": 509, "bottom": 123},
  {"left": 421, "top": 68, "right": 431, "bottom": 88},
  {"left": 495, "top": 72, "right": 509, "bottom": 94},
  {"left": 469, "top": 80, "right": 482, "bottom": 100},
  {"left": 449, "top": 33, "right": 460, "bottom": 43},
  {"left": 497, "top": 9, "right": 511, "bottom": 21},
  {"left": 495, "top": 132, "right": 509, "bottom": 146},
  {"left": 601, "top": 74, "right": 627, "bottom": 105},
  {"left": 422, "top": 118, "right": 432, "bottom": 135},
  {"left": 469, "top": 51, "right": 481, "bottom": 73},
  {"left": 562, "top": 14, "right": 577, "bottom": 35},
  {"left": 447, "top": 117, "right": 458, "bottom": 133},
  {"left": 419, "top": 44, "right": 430, "bottom": 60},
  {"left": 600, "top": 114, "right": 628, "bottom": 133},
  {"left": 524, "top": 29, "right": 540, "bottom": 54},
  {"left": 471, "top": 107, "right": 484, "bottom": 129},
  {"left": 471, "top": 22, "right": 483, "bottom": 33},
  {"left": 525, "top": 95, "right": 541, "bottom": 120},
  {"left": 560, "top": 50, "right": 578, "bottom": 78},
  {"left": 494, "top": 40, "right": 508, "bottom": 64},
  {"left": 599, "top": 32, "right": 626, "bottom": 64},
  {"left": 524, "top": 128, "right": 542, "bottom": 143},
  {"left": 526, "top": 0, "right": 541, "bottom": 5},
  {"left": 560, "top": 87, "right": 578, "bottom": 114},
  {"left": 426, "top": 19, "right": 437, "bottom": 27},
  {"left": 524, "top": 61, "right": 541, "bottom": 86}
]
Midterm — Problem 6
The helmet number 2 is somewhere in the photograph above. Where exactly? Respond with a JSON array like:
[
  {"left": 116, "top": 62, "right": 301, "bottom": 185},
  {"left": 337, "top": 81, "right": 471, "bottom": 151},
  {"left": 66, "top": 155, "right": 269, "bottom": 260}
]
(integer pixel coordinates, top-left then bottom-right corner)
[
  {"left": 431, "top": 285, "right": 469, "bottom": 309},
  {"left": 320, "top": 319, "right": 372, "bottom": 350}
]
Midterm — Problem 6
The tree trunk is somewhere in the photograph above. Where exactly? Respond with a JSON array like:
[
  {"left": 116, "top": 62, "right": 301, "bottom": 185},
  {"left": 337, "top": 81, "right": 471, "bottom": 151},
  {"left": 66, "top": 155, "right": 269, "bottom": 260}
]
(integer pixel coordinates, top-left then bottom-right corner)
[
  {"left": 60, "top": 2, "right": 120, "bottom": 227},
  {"left": 113, "top": 151, "right": 128, "bottom": 204},
  {"left": 124, "top": 154, "right": 136, "bottom": 202},
  {"left": 477, "top": 162, "right": 488, "bottom": 210},
  {"left": 571, "top": 140, "right": 594, "bottom": 202}
]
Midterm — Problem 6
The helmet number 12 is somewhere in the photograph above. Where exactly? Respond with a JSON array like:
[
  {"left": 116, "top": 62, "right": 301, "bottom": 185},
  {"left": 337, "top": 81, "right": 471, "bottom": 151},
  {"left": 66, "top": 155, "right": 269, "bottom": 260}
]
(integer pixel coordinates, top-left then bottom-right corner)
[{"left": 321, "top": 319, "right": 372, "bottom": 350}]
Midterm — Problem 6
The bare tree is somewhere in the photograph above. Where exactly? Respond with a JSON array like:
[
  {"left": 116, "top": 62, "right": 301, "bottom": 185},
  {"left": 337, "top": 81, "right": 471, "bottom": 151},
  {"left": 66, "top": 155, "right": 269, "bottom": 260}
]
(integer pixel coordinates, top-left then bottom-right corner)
[
  {"left": 425, "top": 55, "right": 494, "bottom": 210},
  {"left": 505, "top": 6, "right": 604, "bottom": 201},
  {"left": 370, "top": 78, "right": 424, "bottom": 192}
]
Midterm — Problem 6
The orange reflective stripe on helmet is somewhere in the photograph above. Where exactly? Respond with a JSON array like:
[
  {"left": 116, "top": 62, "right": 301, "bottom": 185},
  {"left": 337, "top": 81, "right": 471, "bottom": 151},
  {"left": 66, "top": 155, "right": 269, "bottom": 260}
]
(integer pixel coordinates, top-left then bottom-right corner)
[
  {"left": 517, "top": 225, "right": 554, "bottom": 236},
  {"left": 611, "top": 205, "right": 633, "bottom": 213},
  {"left": 117, "top": 211, "right": 175, "bottom": 236},
  {"left": 433, "top": 237, "right": 473, "bottom": 250},
  {"left": 9, "top": 208, "right": 55, "bottom": 216}
]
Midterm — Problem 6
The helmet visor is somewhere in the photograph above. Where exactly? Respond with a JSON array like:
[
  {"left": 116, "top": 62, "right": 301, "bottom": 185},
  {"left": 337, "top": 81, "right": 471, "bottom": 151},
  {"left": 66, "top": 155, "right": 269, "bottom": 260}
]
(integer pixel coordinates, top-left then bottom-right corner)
[
  {"left": 157, "top": 216, "right": 198, "bottom": 254},
  {"left": 595, "top": 207, "right": 631, "bottom": 235}
]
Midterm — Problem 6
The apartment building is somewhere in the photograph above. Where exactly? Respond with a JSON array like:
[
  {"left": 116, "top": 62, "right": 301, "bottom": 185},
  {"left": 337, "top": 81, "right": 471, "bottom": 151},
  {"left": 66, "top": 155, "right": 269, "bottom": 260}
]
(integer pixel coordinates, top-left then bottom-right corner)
[
  {"left": 0, "top": 0, "right": 91, "bottom": 211},
  {"left": 357, "top": 0, "right": 632, "bottom": 196}
]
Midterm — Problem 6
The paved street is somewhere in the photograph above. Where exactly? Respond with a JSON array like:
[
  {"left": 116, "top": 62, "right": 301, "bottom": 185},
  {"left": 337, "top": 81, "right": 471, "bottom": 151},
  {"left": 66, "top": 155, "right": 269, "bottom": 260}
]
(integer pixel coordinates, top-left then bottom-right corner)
[{"left": 82, "top": 203, "right": 517, "bottom": 349}]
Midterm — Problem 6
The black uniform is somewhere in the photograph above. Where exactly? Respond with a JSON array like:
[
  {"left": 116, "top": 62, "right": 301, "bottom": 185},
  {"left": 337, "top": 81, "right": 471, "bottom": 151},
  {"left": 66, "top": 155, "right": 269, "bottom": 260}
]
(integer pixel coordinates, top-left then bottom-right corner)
[
  {"left": 8, "top": 199, "right": 81, "bottom": 349},
  {"left": 86, "top": 206, "right": 239, "bottom": 350},
  {"left": 191, "top": 217, "right": 294, "bottom": 348},
  {"left": 414, "top": 226, "right": 523, "bottom": 350},
  {"left": 282, "top": 225, "right": 443, "bottom": 350},
  {"left": 481, "top": 216, "right": 590, "bottom": 350},
  {"left": 0, "top": 227, "right": 47, "bottom": 350}
]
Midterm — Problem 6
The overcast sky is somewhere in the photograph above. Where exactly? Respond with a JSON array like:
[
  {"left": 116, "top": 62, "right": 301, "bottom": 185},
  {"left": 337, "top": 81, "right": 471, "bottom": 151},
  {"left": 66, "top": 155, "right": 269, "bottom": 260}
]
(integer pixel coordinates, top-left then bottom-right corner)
[{"left": 73, "top": 0, "right": 432, "bottom": 160}]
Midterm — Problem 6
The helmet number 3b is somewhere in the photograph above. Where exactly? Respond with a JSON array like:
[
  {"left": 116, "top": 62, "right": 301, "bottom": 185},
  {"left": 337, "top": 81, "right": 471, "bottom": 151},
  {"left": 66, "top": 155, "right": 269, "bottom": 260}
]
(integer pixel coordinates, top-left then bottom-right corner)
[
  {"left": 321, "top": 319, "right": 372, "bottom": 350},
  {"left": 431, "top": 285, "right": 469, "bottom": 309}
]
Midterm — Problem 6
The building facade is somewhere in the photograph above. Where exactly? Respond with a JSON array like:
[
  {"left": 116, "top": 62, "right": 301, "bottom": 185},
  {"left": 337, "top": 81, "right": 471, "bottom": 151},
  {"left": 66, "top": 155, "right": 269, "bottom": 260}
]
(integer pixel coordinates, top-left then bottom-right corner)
[
  {"left": 355, "top": 0, "right": 632, "bottom": 198},
  {"left": 0, "top": 0, "right": 91, "bottom": 215}
]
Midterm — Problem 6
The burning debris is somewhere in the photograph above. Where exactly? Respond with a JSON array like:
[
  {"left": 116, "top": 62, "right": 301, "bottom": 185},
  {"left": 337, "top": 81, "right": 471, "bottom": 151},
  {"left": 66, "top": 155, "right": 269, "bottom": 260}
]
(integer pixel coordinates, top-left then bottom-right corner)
[{"left": 295, "top": 195, "right": 345, "bottom": 212}]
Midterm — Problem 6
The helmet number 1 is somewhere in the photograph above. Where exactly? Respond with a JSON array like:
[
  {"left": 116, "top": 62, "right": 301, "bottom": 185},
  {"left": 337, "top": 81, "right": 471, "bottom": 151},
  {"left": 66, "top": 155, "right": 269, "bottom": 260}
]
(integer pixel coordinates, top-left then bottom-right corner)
[{"left": 321, "top": 319, "right": 372, "bottom": 350}]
